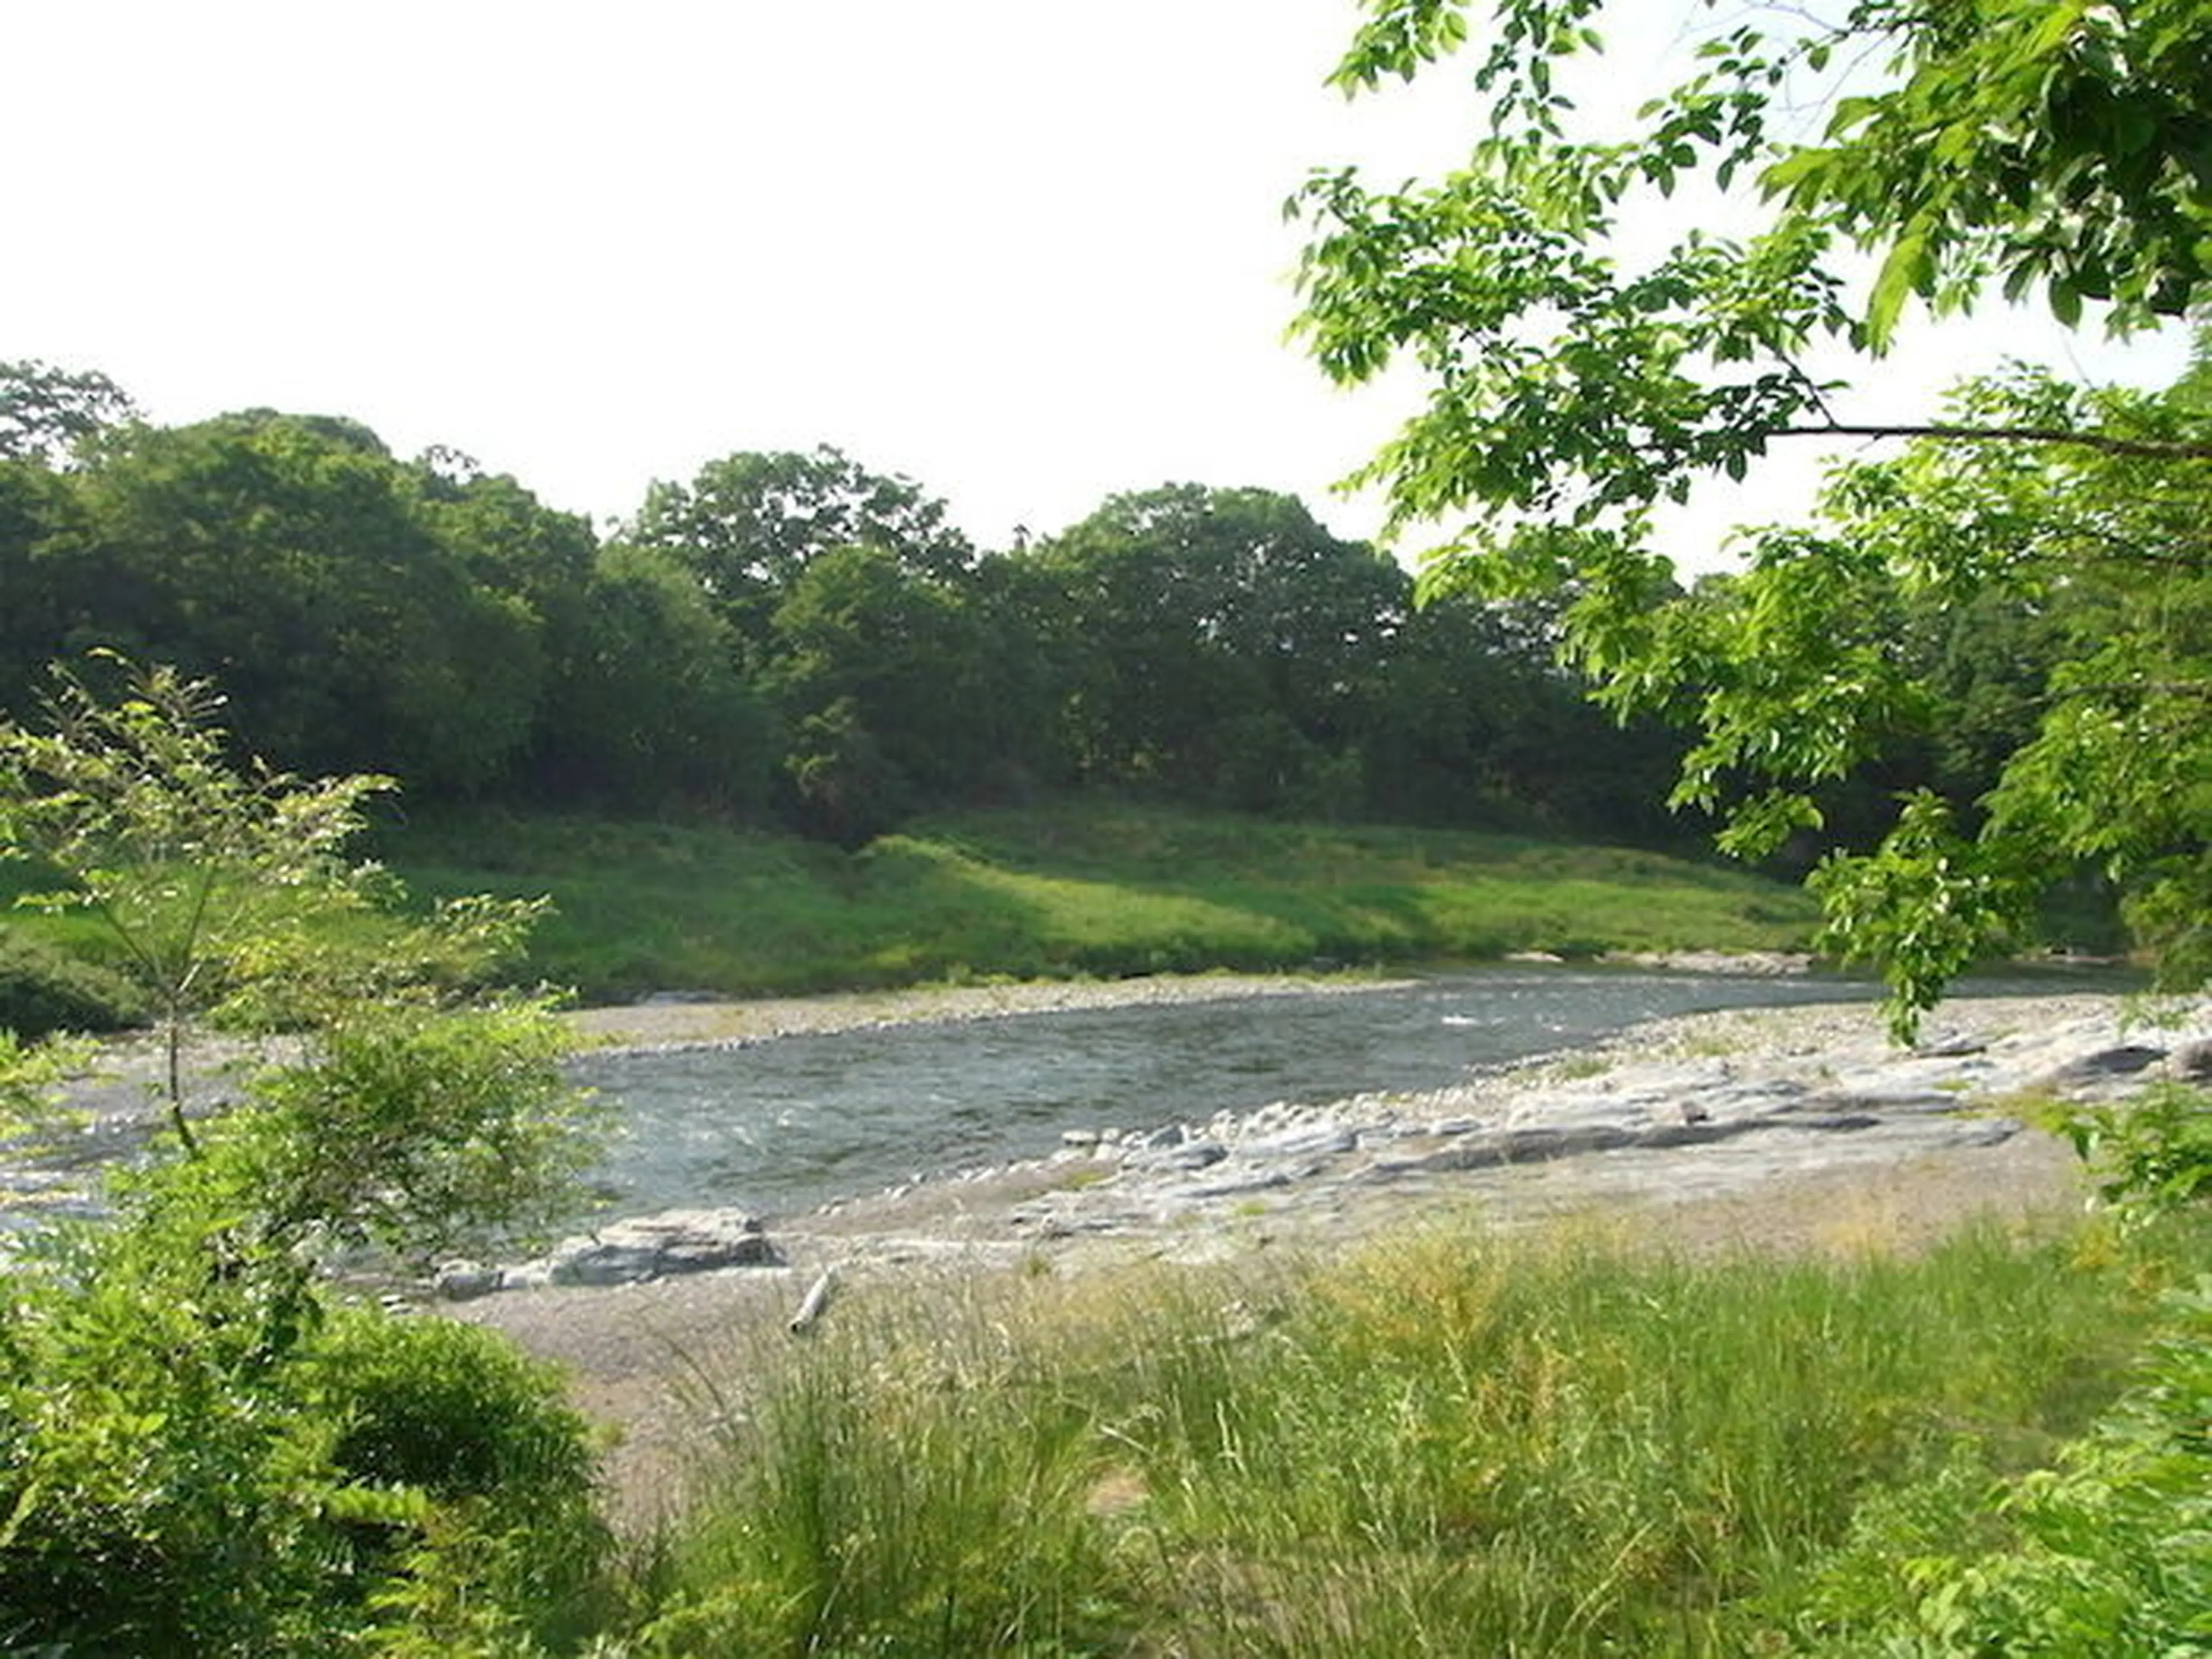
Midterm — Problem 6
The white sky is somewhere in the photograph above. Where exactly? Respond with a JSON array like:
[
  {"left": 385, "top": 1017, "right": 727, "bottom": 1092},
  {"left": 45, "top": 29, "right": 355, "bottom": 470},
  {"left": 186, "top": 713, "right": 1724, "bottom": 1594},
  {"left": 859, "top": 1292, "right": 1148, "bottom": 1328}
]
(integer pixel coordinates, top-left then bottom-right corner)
[{"left": 5, "top": 1, "right": 2193, "bottom": 567}]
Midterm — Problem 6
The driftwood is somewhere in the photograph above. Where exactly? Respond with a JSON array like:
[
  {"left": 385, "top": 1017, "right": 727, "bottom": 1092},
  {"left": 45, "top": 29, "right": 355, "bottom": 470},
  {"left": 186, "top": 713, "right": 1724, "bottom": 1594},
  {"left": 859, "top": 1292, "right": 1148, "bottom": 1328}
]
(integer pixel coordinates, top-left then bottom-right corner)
[{"left": 789, "top": 1266, "right": 838, "bottom": 1335}]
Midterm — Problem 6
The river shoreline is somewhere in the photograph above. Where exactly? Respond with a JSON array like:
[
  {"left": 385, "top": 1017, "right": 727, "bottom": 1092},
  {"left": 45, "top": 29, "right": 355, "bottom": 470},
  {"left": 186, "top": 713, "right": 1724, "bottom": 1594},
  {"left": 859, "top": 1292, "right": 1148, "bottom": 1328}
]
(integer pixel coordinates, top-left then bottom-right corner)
[
  {"left": 532, "top": 979, "right": 2185, "bottom": 1282},
  {"left": 454, "top": 976, "right": 2206, "bottom": 1522},
  {"left": 558, "top": 956, "right": 1825, "bottom": 1053}
]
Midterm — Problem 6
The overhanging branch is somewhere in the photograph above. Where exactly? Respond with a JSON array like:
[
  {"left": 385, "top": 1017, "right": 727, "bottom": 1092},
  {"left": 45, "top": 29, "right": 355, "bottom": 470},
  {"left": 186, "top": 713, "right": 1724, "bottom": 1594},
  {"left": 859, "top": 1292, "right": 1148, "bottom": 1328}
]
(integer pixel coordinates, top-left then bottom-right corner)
[{"left": 1772, "top": 423, "right": 2212, "bottom": 461}]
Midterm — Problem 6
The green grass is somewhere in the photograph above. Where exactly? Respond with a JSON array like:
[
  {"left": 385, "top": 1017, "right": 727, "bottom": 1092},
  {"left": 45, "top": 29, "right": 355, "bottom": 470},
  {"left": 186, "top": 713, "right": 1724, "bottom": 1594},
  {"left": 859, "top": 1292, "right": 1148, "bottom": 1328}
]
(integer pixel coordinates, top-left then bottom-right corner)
[
  {"left": 361, "top": 800, "right": 1819, "bottom": 1002},
  {"left": 622, "top": 1211, "right": 2210, "bottom": 1656}
]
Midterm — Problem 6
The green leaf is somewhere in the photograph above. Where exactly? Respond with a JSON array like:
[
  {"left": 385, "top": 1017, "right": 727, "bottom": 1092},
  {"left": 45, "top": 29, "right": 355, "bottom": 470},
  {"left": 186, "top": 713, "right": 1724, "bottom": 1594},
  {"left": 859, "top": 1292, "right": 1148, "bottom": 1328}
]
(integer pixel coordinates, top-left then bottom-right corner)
[{"left": 1867, "top": 231, "right": 1930, "bottom": 350}]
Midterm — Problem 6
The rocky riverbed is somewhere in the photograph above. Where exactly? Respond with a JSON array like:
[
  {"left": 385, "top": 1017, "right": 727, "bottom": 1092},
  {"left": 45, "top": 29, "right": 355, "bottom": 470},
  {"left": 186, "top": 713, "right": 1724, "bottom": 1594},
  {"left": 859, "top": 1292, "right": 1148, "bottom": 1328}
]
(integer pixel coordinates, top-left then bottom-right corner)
[
  {"left": 476, "top": 980, "right": 2205, "bottom": 1296},
  {"left": 442, "top": 980, "right": 2206, "bottom": 1521}
]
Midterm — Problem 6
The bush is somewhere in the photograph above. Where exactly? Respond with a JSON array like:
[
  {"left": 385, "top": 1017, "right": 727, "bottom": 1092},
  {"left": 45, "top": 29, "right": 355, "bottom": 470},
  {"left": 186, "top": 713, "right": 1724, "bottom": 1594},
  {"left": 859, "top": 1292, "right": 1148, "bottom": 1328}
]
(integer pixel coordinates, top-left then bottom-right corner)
[
  {"left": 308, "top": 1307, "right": 612, "bottom": 1645},
  {"left": 2052, "top": 1081, "right": 2212, "bottom": 1226},
  {"left": 0, "top": 1216, "right": 609, "bottom": 1656},
  {"left": 1789, "top": 1270, "right": 2212, "bottom": 1655},
  {"left": 0, "top": 927, "right": 143, "bottom": 1036}
]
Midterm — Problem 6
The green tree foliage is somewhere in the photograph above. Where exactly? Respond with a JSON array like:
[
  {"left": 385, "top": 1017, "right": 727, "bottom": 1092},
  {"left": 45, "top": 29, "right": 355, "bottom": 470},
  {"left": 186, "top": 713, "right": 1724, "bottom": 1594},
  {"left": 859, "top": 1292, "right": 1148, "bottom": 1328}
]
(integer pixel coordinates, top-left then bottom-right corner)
[
  {"left": 0, "top": 359, "right": 135, "bottom": 466},
  {"left": 17, "top": 411, "right": 544, "bottom": 794},
  {"left": 1028, "top": 485, "right": 1408, "bottom": 812},
  {"left": 1294, "top": 0, "right": 2212, "bottom": 1028},
  {"left": 631, "top": 445, "right": 975, "bottom": 656},
  {"left": 1, "top": 658, "right": 399, "bottom": 1148},
  {"left": 767, "top": 543, "right": 998, "bottom": 841},
  {"left": 1363, "top": 585, "right": 1695, "bottom": 837},
  {"left": 0, "top": 361, "right": 1721, "bottom": 846},
  {"left": 532, "top": 541, "right": 777, "bottom": 812},
  {"left": 0, "top": 661, "right": 609, "bottom": 1652}
]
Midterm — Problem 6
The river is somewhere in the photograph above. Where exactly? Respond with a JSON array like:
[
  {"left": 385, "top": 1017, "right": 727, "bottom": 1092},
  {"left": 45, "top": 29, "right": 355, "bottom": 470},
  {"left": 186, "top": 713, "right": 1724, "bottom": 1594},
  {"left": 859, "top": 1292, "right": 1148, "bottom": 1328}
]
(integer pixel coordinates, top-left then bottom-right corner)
[
  {"left": 10, "top": 964, "right": 2116, "bottom": 1235},
  {"left": 577, "top": 967, "right": 1898, "bottom": 1219}
]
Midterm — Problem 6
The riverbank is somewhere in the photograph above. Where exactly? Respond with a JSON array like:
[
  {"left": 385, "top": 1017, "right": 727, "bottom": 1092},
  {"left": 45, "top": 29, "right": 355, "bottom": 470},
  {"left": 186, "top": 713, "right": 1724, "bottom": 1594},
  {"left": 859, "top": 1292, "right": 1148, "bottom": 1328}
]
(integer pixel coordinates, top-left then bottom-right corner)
[
  {"left": 561, "top": 968, "right": 1417, "bottom": 1051},
  {"left": 557, "top": 953, "right": 1821, "bottom": 1052},
  {"left": 381, "top": 804, "right": 1824, "bottom": 1003},
  {"left": 459, "top": 980, "right": 2209, "bottom": 1524}
]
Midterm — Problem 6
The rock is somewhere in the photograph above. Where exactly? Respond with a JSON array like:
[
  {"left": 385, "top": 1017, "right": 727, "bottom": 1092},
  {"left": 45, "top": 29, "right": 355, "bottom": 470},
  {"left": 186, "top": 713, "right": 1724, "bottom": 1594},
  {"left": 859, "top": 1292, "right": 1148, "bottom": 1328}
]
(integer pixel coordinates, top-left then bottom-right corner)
[
  {"left": 1946, "top": 1117, "right": 2021, "bottom": 1149},
  {"left": 1911, "top": 1034, "right": 1988, "bottom": 1059},
  {"left": 1497, "top": 1123, "right": 1638, "bottom": 1161},
  {"left": 1168, "top": 1166, "right": 1295, "bottom": 1200},
  {"left": 433, "top": 1259, "right": 505, "bottom": 1302},
  {"left": 1237, "top": 1123, "right": 1359, "bottom": 1160},
  {"left": 548, "top": 1241, "right": 661, "bottom": 1286},
  {"left": 1127, "top": 1138, "right": 1228, "bottom": 1173},
  {"left": 2169, "top": 1038, "right": 2212, "bottom": 1082},
  {"left": 546, "top": 1207, "right": 778, "bottom": 1287},
  {"left": 2039, "top": 1044, "right": 2166, "bottom": 1089},
  {"left": 1781, "top": 1112, "right": 1883, "bottom": 1133},
  {"left": 1630, "top": 1118, "right": 1746, "bottom": 1150},
  {"left": 1787, "top": 1088, "right": 1962, "bottom": 1118}
]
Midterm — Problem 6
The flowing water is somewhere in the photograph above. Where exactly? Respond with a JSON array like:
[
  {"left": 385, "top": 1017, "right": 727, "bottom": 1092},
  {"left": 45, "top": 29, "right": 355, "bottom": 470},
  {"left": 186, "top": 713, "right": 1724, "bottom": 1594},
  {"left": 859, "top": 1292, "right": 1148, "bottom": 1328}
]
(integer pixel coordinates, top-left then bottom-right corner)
[
  {"left": 9, "top": 965, "right": 2115, "bottom": 1236},
  {"left": 577, "top": 968, "right": 1893, "bottom": 1220}
]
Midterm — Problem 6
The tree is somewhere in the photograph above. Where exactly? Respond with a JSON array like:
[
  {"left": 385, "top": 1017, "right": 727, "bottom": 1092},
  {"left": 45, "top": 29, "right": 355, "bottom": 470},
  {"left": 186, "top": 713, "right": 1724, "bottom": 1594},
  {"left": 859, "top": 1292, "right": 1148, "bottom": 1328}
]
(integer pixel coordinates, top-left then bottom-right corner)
[
  {"left": 27, "top": 411, "right": 547, "bottom": 795},
  {"left": 529, "top": 541, "right": 778, "bottom": 811},
  {"left": 1030, "top": 485, "right": 1406, "bottom": 810},
  {"left": 0, "top": 360, "right": 136, "bottom": 467},
  {"left": 1, "top": 658, "right": 393, "bottom": 1150},
  {"left": 0, "top": 656, "right": 595, "bottom": 1248},
  {"left": 630, "top": 446, "right": 974, "bottom": 657},
  {"left": 1294, "top": 0, "right": 2212, "bottom": 1029},
  {"left": 766, "top": 541, "right": 996, "bottom": 838},
  {"left": 1359, "top": 584, "right": 1695, "bottom": 837},
  {"left": 0, "top": 660, "right": 609, "bottom": 1649}
]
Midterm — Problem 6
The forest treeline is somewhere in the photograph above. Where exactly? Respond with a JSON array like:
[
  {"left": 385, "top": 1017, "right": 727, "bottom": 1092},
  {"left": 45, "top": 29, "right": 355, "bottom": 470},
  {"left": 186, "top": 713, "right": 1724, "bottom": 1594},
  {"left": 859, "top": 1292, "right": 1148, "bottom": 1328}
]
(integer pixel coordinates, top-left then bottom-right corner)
[{"left": 0, "top": 362, "right": 2032, "bottom": 856}]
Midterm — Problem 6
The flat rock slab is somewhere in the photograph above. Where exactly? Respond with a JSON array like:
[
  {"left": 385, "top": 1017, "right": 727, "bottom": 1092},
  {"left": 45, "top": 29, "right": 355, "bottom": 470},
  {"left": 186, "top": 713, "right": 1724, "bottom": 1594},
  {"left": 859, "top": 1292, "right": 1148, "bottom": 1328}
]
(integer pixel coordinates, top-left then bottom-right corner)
[{"left": 453, "top": 1208, "right": 779, "bottom": 1296}]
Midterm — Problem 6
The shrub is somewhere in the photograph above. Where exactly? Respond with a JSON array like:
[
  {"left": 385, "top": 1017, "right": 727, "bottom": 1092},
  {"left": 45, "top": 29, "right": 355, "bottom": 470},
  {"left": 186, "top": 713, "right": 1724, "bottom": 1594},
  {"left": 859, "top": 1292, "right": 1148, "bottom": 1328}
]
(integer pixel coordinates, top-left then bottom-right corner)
[
  {"left": 2053, "top": 1081, "right": 2212, "bottom": 1227},
  {"left": 1789, "top": 1270, "right": 2212, "bottom": 1655},
  {"left": 0, "top": 1226, "right": 610, "bottom": 1656},
  {"left": 308, "top": 1307, "right": 612, "bottom": 1645}
]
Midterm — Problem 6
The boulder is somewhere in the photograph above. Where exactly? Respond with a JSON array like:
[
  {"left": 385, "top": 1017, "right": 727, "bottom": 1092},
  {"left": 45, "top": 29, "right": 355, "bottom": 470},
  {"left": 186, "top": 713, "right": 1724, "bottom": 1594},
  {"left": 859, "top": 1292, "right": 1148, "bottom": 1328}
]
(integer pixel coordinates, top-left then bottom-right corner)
[
  {"left": 2169, "top": 1038, "right": 2212, "bottom": 1082},
  {"left": 433, "top": 1259, "right": 505, "bottom": 1302},
  {"left": 545, "top": 1207, "right": 779, "bottom": 1287},
  {"left": 2039, "top": 1044, "right": 2166, "bottom": 1089}
]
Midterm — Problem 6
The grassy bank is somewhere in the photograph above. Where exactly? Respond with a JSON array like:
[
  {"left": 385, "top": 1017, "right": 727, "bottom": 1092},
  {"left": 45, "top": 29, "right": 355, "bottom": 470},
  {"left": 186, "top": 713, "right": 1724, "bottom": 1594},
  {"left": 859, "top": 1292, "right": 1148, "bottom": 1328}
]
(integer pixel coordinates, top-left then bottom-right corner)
[
  {"left": 374, "top": 801, "right": 1818, "bottom": 1002},
  {"left": 619, "top": 1209, "right": 2210, "bottom": 1654}
]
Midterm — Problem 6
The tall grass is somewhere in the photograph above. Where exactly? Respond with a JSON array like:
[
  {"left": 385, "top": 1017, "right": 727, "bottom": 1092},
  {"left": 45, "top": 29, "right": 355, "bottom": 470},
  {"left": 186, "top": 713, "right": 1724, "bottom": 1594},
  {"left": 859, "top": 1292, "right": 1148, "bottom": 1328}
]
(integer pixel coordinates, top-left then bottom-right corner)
[
  {"left": 365, "top": 801, "right": 1818, "bottom": 1002},
  {"left": 624, "top": 1213, "right": 2206, "bottom": 1655}
]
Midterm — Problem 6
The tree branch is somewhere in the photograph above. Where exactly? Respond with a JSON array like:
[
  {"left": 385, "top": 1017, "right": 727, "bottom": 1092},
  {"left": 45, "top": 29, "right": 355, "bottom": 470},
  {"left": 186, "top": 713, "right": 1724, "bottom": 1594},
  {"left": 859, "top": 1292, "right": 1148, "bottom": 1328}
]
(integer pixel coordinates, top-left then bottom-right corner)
[
  {"left": 2047, "top": 680, "right": 2212, "bottom": 704},
  {"left": 1772, "top": 423, "right": 2212, "bottom": 461}
]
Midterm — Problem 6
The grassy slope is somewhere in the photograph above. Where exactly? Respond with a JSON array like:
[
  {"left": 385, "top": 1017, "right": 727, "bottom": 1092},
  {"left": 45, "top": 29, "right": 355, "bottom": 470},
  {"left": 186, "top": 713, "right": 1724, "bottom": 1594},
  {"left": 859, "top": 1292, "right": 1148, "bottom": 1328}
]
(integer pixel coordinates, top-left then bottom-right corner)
[{"left": 374, "top": 801, "right": 1819, "bottom": 1002}]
